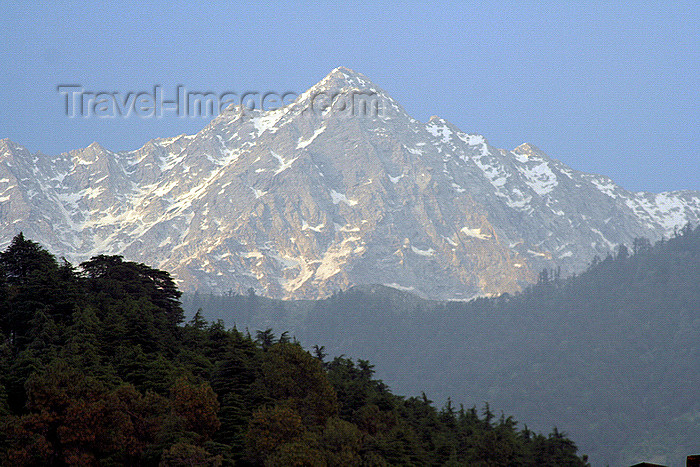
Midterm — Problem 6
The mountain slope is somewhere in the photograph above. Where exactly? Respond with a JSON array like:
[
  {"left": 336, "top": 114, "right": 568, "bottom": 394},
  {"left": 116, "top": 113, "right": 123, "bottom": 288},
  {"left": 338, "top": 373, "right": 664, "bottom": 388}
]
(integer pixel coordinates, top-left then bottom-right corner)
[
  {"left": 1, "top": 67, "right": 699, "bottom": 298},
  {"left": 184, "top": 225, "right": 700, "bottom": 466}
]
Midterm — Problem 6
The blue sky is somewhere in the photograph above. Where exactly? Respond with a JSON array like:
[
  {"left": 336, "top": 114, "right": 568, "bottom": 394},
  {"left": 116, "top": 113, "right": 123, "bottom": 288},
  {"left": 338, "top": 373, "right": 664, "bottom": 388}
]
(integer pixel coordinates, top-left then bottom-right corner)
[{"left": 1, "top": 1, "right": 697, "bottom": 193}]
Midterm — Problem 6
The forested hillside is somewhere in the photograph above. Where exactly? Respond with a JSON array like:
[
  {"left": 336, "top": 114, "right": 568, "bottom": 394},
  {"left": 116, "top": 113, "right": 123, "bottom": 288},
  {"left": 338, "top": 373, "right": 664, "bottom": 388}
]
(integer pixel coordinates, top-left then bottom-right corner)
[
  {"left": 0, "top": 234, "right": 588, "bottom": 465},
  {"left": 186, "top": 224, "right": 700, "bottom": 466}
]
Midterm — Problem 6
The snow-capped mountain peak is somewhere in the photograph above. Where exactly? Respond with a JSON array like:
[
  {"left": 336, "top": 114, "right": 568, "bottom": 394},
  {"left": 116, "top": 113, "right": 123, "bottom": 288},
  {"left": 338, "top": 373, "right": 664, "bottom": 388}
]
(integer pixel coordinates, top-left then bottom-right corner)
[
  {"left": 1, "top": 69, "right": 699, "bottom": 299},
  {"left": 314, "top": 66, "right": 377, "bottom": 91}
]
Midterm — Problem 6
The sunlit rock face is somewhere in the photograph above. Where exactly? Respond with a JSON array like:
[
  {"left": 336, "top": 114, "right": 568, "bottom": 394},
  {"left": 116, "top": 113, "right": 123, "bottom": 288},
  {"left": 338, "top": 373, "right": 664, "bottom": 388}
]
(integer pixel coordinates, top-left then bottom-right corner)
[{"left": 1, "top": 67, "right": 699, "bottom": 299}]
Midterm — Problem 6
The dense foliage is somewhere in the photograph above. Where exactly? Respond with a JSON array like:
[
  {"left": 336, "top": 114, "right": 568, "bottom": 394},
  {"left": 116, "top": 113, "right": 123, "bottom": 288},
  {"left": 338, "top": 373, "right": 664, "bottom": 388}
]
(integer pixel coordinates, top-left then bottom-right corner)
[
  {"left": 185, "top": 224, "right": 700, "bottom": 466},
  {"left": 0, "top": 233, "right": 588, "bottom": 465}
]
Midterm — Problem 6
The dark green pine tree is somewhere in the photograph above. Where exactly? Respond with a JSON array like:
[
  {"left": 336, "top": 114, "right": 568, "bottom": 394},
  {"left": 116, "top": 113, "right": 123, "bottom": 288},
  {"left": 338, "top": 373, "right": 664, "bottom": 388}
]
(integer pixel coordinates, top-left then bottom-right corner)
[
  {"left": 0, "top": 233, "right": 63, "bottom": 351},
  {"left": 80, "top": 255, "right": 183, "bottom": 354}
]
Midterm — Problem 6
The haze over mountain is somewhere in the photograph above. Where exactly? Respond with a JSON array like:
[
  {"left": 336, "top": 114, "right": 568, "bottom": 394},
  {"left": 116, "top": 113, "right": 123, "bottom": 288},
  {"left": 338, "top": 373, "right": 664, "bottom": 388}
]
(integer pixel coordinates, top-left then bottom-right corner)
[{"left": 1, "top": 67, "right": 699, "bottom": 299}]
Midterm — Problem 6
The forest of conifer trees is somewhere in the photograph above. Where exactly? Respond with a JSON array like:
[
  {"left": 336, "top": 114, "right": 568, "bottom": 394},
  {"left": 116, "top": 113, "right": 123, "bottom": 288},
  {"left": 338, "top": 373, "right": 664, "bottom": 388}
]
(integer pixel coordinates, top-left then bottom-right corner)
[{"left": 0, "top": 233, "right": 589, "bottom": 465}]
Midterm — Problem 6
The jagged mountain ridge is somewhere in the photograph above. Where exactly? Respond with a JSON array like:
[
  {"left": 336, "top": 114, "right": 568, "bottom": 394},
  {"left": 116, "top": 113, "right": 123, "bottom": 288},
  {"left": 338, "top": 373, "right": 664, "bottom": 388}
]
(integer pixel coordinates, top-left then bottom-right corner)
[{"left": 1, "top": 67, "right": 699, "bottom": 299}]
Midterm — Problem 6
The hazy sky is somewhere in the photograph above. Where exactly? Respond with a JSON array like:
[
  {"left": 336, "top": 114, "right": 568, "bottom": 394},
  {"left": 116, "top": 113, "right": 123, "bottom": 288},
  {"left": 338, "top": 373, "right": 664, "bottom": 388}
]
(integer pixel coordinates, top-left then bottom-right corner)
[{"left": 1, "top": 1, "right": 697, "bottom": 193}]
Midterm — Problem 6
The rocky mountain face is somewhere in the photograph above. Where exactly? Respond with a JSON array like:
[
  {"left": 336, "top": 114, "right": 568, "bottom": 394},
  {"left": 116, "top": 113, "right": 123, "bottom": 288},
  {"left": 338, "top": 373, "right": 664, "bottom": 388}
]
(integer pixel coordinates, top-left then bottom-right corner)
[{"left": 1, "top": 67, "right": 699, "bottom": 299}]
